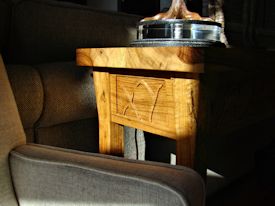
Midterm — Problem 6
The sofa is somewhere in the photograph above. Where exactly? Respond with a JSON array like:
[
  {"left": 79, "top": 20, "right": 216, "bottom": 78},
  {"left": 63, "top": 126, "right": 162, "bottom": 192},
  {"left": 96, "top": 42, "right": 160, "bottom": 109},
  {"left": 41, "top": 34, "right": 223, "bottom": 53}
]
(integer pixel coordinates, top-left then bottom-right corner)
[
  {"left": 0, "top": 0, "right": 142, "bottom": 154},
  {"left": 1, "top": 0, "right": 275, "bottom": 196},
  {"left": 0, "top": 53, "right": 205, "bottom": 206}
]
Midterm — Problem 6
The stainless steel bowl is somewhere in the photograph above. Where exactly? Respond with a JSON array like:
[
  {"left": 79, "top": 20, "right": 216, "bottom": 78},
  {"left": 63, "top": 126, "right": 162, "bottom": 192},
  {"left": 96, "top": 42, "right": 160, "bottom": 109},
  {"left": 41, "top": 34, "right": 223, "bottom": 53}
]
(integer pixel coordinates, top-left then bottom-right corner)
[{"left": 131, "top": 19, "right": 224, "bottom": 47}]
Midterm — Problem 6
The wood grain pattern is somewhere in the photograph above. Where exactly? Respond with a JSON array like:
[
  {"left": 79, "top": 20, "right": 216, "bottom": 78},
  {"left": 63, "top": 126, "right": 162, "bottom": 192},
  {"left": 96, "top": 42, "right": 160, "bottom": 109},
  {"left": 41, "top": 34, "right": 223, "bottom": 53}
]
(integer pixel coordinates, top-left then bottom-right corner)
[
  {"left": 77, "top": 46, "right": 275, "bottom": 170},
  {"left": 110, "top": 74, "right": 176, "bottom": 139},
  {"left": 174, "top": 74, "right": 200, "bottom": 167},
  {"left": 76, "top": 47, "right": 204, "bottom": 73},
  {"left": 77, "top": 47, "right": 203, "bottom": 168},
  {"left": 111, "top": 75, "right": 174, "bottom": 125},
  {"left": 93, "top": 70, "right": 124, "bottom": 156},
  {"left": 109, "top": 72, "right": 201, "bottom": 167}
]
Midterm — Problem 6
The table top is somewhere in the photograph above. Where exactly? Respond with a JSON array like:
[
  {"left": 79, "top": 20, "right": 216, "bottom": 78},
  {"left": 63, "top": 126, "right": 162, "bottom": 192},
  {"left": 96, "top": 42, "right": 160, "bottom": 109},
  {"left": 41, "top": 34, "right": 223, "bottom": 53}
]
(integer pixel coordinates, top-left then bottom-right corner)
[
  {"left": 76, "top": 47, "right": 204, "bottom": 73},
  {"left": 76, "top": 46, "right": 275, "bottom": 73}
]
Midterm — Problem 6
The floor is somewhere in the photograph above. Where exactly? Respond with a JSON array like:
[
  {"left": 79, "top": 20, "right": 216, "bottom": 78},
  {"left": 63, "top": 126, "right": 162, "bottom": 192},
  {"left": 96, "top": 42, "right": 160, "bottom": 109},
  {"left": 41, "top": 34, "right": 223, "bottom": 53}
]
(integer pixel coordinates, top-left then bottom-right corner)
[
  {"left": 206, "top": 170, "right": 275, "bottom": 205},
  {"left": 206, "top": 139, "right": 275, "bottom": 205}
]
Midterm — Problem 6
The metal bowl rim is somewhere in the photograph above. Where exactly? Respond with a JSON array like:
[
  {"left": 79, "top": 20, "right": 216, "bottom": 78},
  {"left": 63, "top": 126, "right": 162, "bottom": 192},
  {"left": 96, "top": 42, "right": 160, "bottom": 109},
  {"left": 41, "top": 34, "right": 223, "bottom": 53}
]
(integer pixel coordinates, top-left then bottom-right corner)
[
  {"left": 138, "top": 19, "right": 221, "bottom": 27},
  {"left": 130, "top": 39, "right": 225, "bottom": 48},
  {"left": 132, "top": 38, "right": 222, "bottom": 43}
]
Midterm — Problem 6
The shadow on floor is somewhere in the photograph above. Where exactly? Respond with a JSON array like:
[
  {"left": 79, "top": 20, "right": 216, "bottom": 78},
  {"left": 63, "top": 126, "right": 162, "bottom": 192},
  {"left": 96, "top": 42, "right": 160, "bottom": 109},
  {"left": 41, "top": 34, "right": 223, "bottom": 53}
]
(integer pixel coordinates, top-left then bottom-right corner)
[{"left": 206, "top": 143, "right": 275, "bottom": 206}]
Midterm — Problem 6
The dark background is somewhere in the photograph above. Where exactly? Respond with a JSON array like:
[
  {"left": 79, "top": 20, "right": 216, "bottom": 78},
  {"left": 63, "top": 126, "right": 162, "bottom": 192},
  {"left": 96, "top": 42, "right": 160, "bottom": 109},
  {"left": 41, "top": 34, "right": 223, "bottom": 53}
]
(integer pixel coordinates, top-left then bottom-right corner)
[{"left": 56, "top": 0, "right": 204, "bottom": 17}]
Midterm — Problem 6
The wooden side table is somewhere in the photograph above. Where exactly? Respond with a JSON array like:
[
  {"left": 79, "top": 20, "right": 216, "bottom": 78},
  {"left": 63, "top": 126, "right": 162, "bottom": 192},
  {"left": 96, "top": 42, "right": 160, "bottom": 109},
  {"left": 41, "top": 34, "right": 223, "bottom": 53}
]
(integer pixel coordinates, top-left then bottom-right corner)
[
  {"left": 77, "top": 47, "right": 275, "bottom": 172},
  {"left": 77, "top": 47, "right": 203, "bottom": 168}
]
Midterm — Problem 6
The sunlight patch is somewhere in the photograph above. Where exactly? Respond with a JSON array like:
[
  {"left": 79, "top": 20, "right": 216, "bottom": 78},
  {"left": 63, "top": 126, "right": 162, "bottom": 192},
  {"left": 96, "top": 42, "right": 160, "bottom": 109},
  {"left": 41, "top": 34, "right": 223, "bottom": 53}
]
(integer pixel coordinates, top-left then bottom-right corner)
[{"left": 207, "top": 169, "right": 224, "bottom": 179}]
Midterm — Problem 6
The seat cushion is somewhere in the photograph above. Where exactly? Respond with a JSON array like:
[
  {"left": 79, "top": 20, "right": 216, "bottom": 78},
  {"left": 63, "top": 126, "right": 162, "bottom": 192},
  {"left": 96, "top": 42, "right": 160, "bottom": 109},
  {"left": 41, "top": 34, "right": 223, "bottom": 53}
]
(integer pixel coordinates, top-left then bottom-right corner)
[{"left": 36, "top": 118, "right": 99, "bottom": 153}]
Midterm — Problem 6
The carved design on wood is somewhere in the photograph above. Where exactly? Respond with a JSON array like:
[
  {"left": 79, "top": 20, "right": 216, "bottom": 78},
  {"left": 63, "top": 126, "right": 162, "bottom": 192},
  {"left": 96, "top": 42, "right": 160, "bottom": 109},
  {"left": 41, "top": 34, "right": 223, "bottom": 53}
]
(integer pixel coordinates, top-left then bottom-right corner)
[
  {"left": 111, "top": 75, "right": 175, "bottom": 131},
  {"left": 122, "top": 79, "right": 164, "bottom": 122}
]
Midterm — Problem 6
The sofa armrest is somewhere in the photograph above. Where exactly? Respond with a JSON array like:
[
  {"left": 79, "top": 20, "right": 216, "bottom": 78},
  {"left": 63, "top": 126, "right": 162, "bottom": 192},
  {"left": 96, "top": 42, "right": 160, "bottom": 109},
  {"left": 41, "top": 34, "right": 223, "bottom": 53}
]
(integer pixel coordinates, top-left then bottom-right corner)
[{"left": 9, "top": 144, "right": 205, "bottom": 206}]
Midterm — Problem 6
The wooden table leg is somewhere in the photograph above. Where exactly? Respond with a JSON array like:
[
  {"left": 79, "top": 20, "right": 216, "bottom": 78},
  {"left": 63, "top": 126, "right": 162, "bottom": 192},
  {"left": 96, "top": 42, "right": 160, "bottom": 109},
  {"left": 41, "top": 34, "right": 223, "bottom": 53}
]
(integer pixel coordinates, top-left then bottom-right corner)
[
  {"left": 174, "top": 74, "right": 200, "bottom": 167},
  {"left": 93, "top": 71, "right": 124, "bottom": 156},
  {"left": 93, "top": 70, "right": 200, "bottom": 166}
]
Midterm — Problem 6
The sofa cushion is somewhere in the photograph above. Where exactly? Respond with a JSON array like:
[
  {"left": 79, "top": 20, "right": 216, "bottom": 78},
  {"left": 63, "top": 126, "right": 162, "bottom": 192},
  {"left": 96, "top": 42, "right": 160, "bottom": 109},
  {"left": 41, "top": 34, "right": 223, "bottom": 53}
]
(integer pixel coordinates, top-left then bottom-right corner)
[
  {"left": 6, "top": 61, "right": 98, "bottom": 152},
  {"left": 6, "top": 64, "right": 44, "bottom": 143},
  {"left": 8, "top": 0, "right": 141, "bottom": 64},
  {"left": 0, "top": 0, "right": 11, "bottom": 53},
  {"left": 10, "top": 144, "right": 205, "bottom": 206},
  {"left": 35, "top": 61, "right": 97, "bottom": 127},
  {"left": 36, "top": 118, "right": 99, "bottom": 153}
]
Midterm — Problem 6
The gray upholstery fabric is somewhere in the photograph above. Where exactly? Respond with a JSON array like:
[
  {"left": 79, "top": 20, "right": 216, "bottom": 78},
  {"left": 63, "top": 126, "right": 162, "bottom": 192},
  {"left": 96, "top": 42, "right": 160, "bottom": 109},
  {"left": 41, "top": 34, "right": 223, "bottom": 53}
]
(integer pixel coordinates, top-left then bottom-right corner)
[
  {"left": 36, "top": 118, "right": 99, "bottom": 153},
  {"left": 10, "top": 144, "right": 205, "bottom": 206},
  {"left": 6, "top": 64, "right": 44, "bottom": 129},
  {"left": 2, "top": 0, "right": 141, "bottom": 156},
  {"left": 36, "top": 62, "right": 97, "bottom": 127},
  {"left": 6, "top": 62, "right": 99, "bottom": 152},
  {"left": 1, "top": 53, "right": 205, "bottom": 206},
  {"left": 8, "top": 0, "right": 141, "bottom": 64},
  {"left": 24, "top": 128, "right": 34, "bottom": 143},
  {"left": 0, "top": 55, "right": 25, "bottom": 206}
]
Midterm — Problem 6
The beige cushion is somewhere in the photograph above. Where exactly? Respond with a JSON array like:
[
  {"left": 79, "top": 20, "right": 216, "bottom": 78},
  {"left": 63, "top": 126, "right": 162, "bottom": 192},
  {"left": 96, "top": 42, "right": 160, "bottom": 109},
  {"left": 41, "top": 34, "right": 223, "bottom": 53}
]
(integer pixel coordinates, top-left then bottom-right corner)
[
  {"left": 35, "top": 62, "right": 97, "bottom": 127},
  {"left": 36, "top": 118, "right": 99, "bottom": 153},
  {"left": 6, "top": 64, "right": 44, "bottom": 143},
  {"left": 6, "top": 65, "right": 43, "bottom": 129},
  {"left": 0, "top": 54, "right": 25, "bottom": 206},
  {"left": 10, "top": 144, "right": 205, "bottom": 206},
  {"left": 6, "top": 62, "right": 99, "bottom": 151}
]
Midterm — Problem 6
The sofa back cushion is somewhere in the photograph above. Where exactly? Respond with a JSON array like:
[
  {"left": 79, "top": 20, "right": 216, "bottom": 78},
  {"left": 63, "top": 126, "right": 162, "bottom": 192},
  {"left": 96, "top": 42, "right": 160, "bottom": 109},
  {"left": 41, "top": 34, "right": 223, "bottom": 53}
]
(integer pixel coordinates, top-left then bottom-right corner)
[
  {"left": 6, "top": 62, "right": 99, "bottom": 152},
  {"left": 35, "top": 62, "right": 97, "bottom": 127},
  {"left": 34, "top": 62, "right": 99, "bottom": 152},
  {"left": 7, "top": 0, "right": 141, "bottom": 64},
  {"left": 6, "top": 64, "right": 44, "bottom": 143}
]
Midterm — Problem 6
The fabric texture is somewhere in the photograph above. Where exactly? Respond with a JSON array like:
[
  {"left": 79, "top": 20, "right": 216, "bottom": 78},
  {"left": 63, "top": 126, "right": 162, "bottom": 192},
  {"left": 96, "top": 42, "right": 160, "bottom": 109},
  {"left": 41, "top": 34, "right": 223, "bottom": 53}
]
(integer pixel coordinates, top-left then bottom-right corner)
[
  {"left": 35, "top": 62, "right": 97, "bottom": 127},
  {"left": 1, "top": 54, "right": 205, "bottom": 206},
  {"left": 36, "top": 118, "right": 99, "bottom": 153},
  {"left": 6, "top": 64, "right": 44, "bottom": 129},
  {"left": 7, "top": 0, "right": 141, "bottom": 64},
  {"left": 6, "top": 62, "right": 99, "bottom": 152},
  {"left": 10, "top": 144, "right": 205, "bottom": 206},
  {"left": 0, "top": 54, "right": 25, "bottom": 206},
  {"left": 24, "top": 129, "right": 34, "bottom": 143},
  {"left": 3, "top": 0, "right": 141, "bottom": 156}
]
